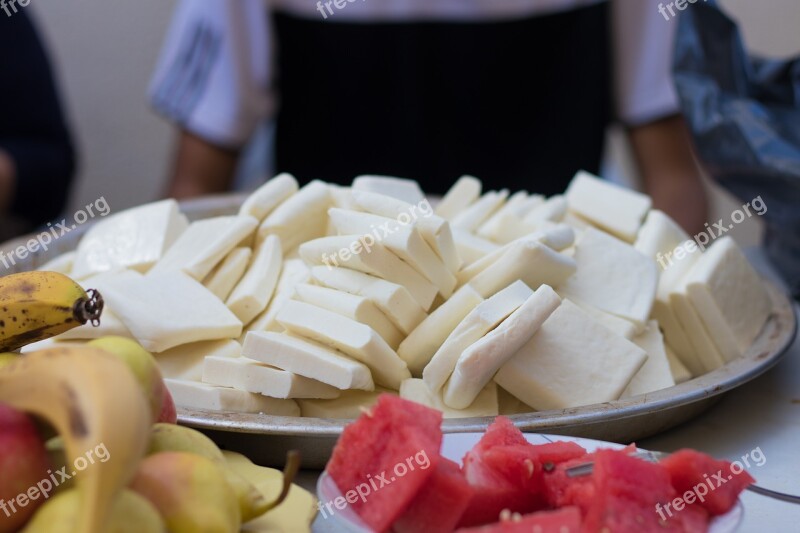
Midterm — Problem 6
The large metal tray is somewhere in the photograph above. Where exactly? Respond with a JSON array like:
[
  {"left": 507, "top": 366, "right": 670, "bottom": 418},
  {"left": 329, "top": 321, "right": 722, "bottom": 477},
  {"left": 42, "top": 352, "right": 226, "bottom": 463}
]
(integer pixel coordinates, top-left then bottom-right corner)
[{"left": 4, "top": 195, "right": 797, "bottom": 469}]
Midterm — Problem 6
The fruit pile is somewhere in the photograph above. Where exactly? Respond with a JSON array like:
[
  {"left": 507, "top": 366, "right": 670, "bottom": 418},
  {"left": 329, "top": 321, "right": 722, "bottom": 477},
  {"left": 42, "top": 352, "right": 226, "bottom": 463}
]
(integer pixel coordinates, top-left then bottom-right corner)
[
  {"left": 325, "top": 394, "right": 754, "bottom": 532},
  {"left": 0, "top": 279, "right": 312, "bottom": 533}
]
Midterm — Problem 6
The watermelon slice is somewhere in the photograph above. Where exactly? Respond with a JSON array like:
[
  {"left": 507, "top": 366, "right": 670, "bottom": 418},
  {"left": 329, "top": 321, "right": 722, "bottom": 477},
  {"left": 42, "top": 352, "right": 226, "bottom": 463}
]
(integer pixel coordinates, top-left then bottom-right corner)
[
  {"left": 542, "top": 453, "right": 597, "bottom": 513},
  {"left": 483, "top": 441, "right": 587, "bottom": 495},
  {"left": 326, "top": 394, "right": 443, "bottom": 532},
  {"left": 455, "top": 507, "right": 582, "bottom": 533},
  {"left": 660, "top": 449, "right": 754, "bottom": 516},
  {"left": 393, "top": 458, "right": 473, "bottom": 533}
]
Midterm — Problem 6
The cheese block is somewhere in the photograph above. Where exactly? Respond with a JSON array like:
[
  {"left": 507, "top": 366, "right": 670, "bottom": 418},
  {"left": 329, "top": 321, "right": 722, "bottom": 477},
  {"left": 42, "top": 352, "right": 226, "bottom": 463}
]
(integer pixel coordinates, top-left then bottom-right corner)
[
  {"left": 56, "top": 270, "right": 136, "bottom": 340},
  {"left": 298, "top": 388, "right": 389, "bottom": 419},
  {"left": 243, "top": 257, "right": 311, "bottom": 335},
  {"left": 310, "top": 266, "right": 427, "bottom": 334},
  {"left": 683, "top": 237, "right": 771, "bottom": 361},
  {"left": 476, "top": 191, "right": 530, "bottom": 241},
  {"left": 634, "top": 210, "right": 690, "bottom": 259},
  {"left": 571, "top": 300, "right": 638, "bottom": 340},
  {"left": 203, "top": 247, "right": 252, "bottom": 301},
  {"left": 72, "top": 199, "right": 189, "bottom": 279},
  {"left": 148, "top": 215, "right": 258, "bottom": 281},
  {"left": 668, "top": 288, "right": 725, "bottom": 374},
  {"left": 100, "top": 270, "right": 243, "bottom": 352},
  {"left": 423, "top": 281, "right": 534, "bottom": 393},
  {"left": 277, "top": 300, "right": 410, "bottom": 389},
  {"left": 352, "top": 175, "right": 425, "bottom": 205},
  {"left": 300, "top": 236, "right": 438, "bottom": 311},
  {"left": 328, "top": 184, "right": 360, "bottom": 210},
  {"left": 155, "top": 339, "right": 241, "bottom": 382},
  {"left": 480, "top": 213, "right": 539, "bottom": 245},
  {"left": 202, "top": 356, "right": 340, "bottom": 399},
  {"left": 352, "top": 190, "right": 461, "bottom": 272},
  {"left": 257, "top": 180, "right": 331, "bottom": 251},
  {"left": 238, "top": 173, "right": 299, "bottom": 221},
  {"left": 327, "top": 208, "right": 457, "bottom": 297},
  {"left": 398, "top": 285, "right": 484, "bottom": 375},
  {"left": 560, "top": 227, "right": 657, "bottom": 328},
  {"left": 495, "top": 299, "right": 647, "bottom": 410},
  {"left": 226, "top": 235, "right": 282, "bottom": 325},
  {"left": 242, "top": 331, "right": 374, "bottom": 391},
  {"left": 564, "top": 170, "right": 651, "bottom": 243},
  {"left": 468, "top": 241, "right": 576, "bottom": 298},
  {"left": 522, "top": 195, "right": 568, "bottom": 227},
  {"left": 621, "top": 321, "right": 675, "bottom": 397},
  {"left": 400, "top": 379, "right": 498, "bottom": 418},
  {"left": 450, "top": 190, "right": 509, "bottom": 232},
  {"left": 452, "top": 229, "right": 499, "bottom": 265},
  {"left": 456, "top": 225, "right": 575, "bottom": 286},
  {"left": 665, "top": 344, "right": 692, "bottom": 384},
  {"left": 293, "top": 283, "right": 403, "bottom": 349},
  {"left": 165, "top": 378, "right": 300, "bottom": 415},
  {"left": 434, "top": 175, "right": 482, "bottom": 220},
  {"left": 37, "top": 251, "right": 76, "bottom": 275},
  {"left": 444, "top": 285, "right": 562, "bottom": 409},
  {"left": 497, "top": 387, "right": 535, "bottom": 415}
]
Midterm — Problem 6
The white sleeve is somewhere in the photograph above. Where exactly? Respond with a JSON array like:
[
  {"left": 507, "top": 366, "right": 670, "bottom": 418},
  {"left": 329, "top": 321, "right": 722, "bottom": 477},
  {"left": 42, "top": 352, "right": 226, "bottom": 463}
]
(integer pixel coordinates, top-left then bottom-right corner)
[
  {"left": 149, "top": 0, "right": 272, "bottom": 148},
  {"left": 612, "top": 0, "right": 680, "bottom": 126}
]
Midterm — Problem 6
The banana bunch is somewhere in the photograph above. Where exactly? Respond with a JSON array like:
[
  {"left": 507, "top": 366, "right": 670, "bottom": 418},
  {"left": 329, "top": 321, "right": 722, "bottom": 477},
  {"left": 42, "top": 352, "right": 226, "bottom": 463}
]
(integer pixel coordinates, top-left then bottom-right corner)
[
  {"left": 0, "top": 346, "right": 151, "bottom": 533},
  {"left": 0, "top": 271, "right": 103, "bottom": 352}
]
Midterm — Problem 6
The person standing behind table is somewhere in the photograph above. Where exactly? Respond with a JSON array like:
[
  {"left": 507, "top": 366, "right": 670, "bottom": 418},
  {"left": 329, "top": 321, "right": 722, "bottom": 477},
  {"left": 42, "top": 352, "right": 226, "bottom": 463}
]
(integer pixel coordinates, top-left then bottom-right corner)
[
  {"left": 0, "top": 10, "right": 76, "bottom": 242},
  {"left": 150, "top": 0, "right": 707, "bottom": 234}
]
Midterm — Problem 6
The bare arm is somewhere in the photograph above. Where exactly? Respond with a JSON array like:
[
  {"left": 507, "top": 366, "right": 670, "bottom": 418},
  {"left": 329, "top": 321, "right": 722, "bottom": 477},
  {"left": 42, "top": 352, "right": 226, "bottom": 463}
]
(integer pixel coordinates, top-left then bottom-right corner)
[
  {"left": 166, "top": 130, "right": 240, "bottom": 199},
  {"left": 0, "top": 150, "right": 15, "bottom": 212},
  {"left": 628, "top": 115, "right": 708, "bottom": 235}
]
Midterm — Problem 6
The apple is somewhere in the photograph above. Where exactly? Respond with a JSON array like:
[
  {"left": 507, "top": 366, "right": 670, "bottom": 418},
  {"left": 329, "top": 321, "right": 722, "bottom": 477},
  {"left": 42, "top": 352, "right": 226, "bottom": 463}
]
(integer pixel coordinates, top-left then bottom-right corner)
[
  {"left": 158, "top": 385, "right": 177, "bottom": 424},
  {"left": 0, "top": 405, "right": 52, "bottom": 533}
]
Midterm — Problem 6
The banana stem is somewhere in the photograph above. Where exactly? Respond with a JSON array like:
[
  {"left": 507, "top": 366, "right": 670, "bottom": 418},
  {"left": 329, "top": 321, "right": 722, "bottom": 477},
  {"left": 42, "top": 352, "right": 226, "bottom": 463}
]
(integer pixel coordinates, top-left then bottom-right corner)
[
  {"left": 264, "top": 450, "right": 301, "bottom": 512},
  {"left": 74, "top": 289, "right": 104, "bottom": 326}
]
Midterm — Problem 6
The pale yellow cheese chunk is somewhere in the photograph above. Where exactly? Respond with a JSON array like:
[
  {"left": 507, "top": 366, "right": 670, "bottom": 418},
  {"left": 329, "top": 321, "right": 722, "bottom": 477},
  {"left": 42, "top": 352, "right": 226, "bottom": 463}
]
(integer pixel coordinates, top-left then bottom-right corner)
[
  {"left": 401, "top": 379, "right": 498, "bottom": 418},
  {"left": 156, "top": 339, "right": 241, "bottom": 381},
  {"left": 203, "top": 247, "right": 252, "bottom": 301},
  {"left": 298, "top": 388, "right": 390, "bottom": 419},
  {"left": 165, "top": 378, "right": 300, "bottom": 415},
  {"left": 622, "top": 321, "right": 675, "bottom": 397},
  {"left": 434, "top": 175, "right": 482, "bottom": 220},
  {"left": 450, "top": 190, "right": 509, "bottom": 232},
  {"left": 257, "top": 180, "right": 331, "bottom": 252},
  {"left": 226, "top": 235, "right": 283, "bottom": 325},
  {"left": 238, "top": 173, "right": 299, "bottom": 221}
]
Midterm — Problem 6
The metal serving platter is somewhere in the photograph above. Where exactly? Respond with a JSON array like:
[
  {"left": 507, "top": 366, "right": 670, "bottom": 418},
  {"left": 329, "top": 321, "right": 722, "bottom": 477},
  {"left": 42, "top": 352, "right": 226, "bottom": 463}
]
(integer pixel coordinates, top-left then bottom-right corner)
[{"left": 4, "top": 195, "right": 797, "bottom": 469}]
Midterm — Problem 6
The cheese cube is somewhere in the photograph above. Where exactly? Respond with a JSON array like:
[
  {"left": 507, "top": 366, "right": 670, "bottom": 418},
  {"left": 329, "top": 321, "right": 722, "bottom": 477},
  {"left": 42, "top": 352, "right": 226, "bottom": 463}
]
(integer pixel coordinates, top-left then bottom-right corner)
[
  {"left": 435, "top": 175, "right": 482, "bottom": 220},
  {"left": 148, "top": 215, "right": 258, "bottom": 281},
  {"left": 522, "top": 195, "right": 568, "bottom": 227},
  {"left": 72, "top": 199, "right": 189, "bottom": 279},
  {"left": 238, "top": 173, "right": 299, "bottom": 221},
  {"left": 668, "top": 288, "right": 725, "bottom": 374},
  {"left": 497, "top": 387, "right": 535, "bottom": 415},
  {"left": 452, "top": 230, "right": 499, "bottom": 265},
  {"left": 621, "top": 321, "right": 675, "bottom": 397},
  {"left": 565, "top": 171, "right": 651, "bottom": 242},
  {"left": 203, "top": 247, "right": 252, "bottom": 301},
  {"left": 450, "top": 190, "right": 509, "bottom": 232},
  {"left": 258, "top": 180, "right": 331, "bottom": 252},
  {"left": 298, "top": 389, "right": 389, "bottom": 419},
  {"left": 445, "top": 285, "right": 562, "bottom": 409},
  {"left": 423, "top": 281, "right": 534, "bottom": 392},
  {"left": 202, "top": 356, "right": 340, "bottom": 399},
  {"left": 352, "top": 175, "right": 425, "bottom": 205},
  {"left": 495, "top": 300, "right": 647, "bottom": 410},
  {"left": 571, "top": 300, "right": 638, "bottom": 340},
  {"left": 665, "top": 344, "right": 692, "bottom": 384},
  {"left": 401, "top": 379, "right": 498, "bottom": 418},
  {"left": 242, "top": 332, "right": 374, "bottom": 391},
  {"left": 156, "top": 339, "right": 241, "bottom": 381},
  {"left": 244, "top": 258, "right": 311, "bottom": 335},
  {"left": 226, "top": 235, "right": 282, "bottom": 325},
  {"left": 476, "top": 191, "right": 530, "bottom": 241},
  {"left": 165, "top": 378, "right": 300, "bottom": 415},
  {"left": 276, "top": 300, "right": 411, "bottom": 389},
  {"left": 398, "top": 285, "right": 484, "bottom": 375}
]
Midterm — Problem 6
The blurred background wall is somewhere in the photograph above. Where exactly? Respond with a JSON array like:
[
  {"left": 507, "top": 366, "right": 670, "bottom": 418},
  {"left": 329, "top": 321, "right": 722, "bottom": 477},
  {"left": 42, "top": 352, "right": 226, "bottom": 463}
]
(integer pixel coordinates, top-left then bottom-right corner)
[{"left": 31, "top": 0, "right": 800, "bottom": 245}]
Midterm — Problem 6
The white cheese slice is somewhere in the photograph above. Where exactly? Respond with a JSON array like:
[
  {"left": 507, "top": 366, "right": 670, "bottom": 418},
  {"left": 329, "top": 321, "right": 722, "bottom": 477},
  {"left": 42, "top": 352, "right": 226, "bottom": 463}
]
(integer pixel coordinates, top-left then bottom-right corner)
[
  {"left": 444, "top": 285, "right": 562, "bottom": 409},
  {"left": 72, "top": 199, "right": 189, "bottom": 279},
  {"left": 155, "top": 339, "right": 241, "bottom": 381},
  {"left": 243, "top": 258, "right": 311, "bottom": 335},
  {"left": 328, "top": 184, "right": 360, "bottom": 210},
  {"left": 101, "top": 270, "right": 243, "bottom": 352},
  {"left": 277, "top": 300, "right": 410, "bottom": 389},
  {"left": 238, "top": 173, "right": 299, "bottom": 221},
  {"left": 564, "top": 170, "right": 651, "bottom": 243},
  {"left": 480, "top": 213, "right": 539, "bottom": 245},
  {"left": 352, "top": 175, "right": 425, "bottom": 205},
  {"left": 494, "top": 299, "right": 647, "bottom": 410},
  {"left": 352, "top": 190, "right": 461, "bottom": 272},
  {"left": 560, "top": 227, "right": 657, "bottom": 328},
  {"left": 497, "top": 387, "right": 535, "bottom": 415},
  {"left": 434, "top": 175, "right": 482, "bottom": 220},
  {"left": 293, "top": 284, "right": 403, "bottom": 349},
  {"left": 257, "top": 180, "right": 331, "bottom": 252},
  {"left": 468, "top": 241, "right": 576, "bottom": 298},
  {"left": 476, "top": 191, "right": 530, "bottom": 241},
  {"left": 398, "top": 285, "right": 484, "bottom": 375},
  {"left": 309, "top": 266, "right": 427, "bottom": 334},
  {"left": 202, "top": 356, "right": 340, "bottom": 399},
  {"left": 571, "top": 300, "right": 638, "bottom": 340},
  {"left": 522, "top": 195, "right": 568, "bottom": 227},
  {"left": 450, "top": 190, "right": 509, "bottom": 232},
  {"left": 242, "top": 331, "right": 374, "bottom": 391},
  {"left": 652, "top": 299, "right": 697, "bottom": 369},
  {"left": 669, "top": 288, "right": 725, "bottom": 374},
  {"left": 622, "top": 321, "right": 675, "bottom": 397},
  {"left": 203, "top": 247, "right": 252, "bottom": 301},
  {"left": 37, "top": 251, "right": 76, "bottom": 275},
  {"left": 56, "top": 270, "right": 137, "bottom": 340},
  {"left": 148, "top": 215, "right": 258, "bottom": 281},
  {"left": 300, "top": 236, "right": 438, "bottom": 311},
  {"left": 165, "top": 378, "right": 300, "bottom": 415},
  {"left": 226, "top": 235, "right": 282, "bottom": 325},
  {"left": 327, "top": 208, "right": 456, "bottom": 297},
  {"left": 452, "top": 229, "right": 499, "bottom": 265},
  {"left": 423, "top": 281, "right": 534, "bottom": 392},
  {"left": 665, "top": 344, "right": 692, "bottom": 384},
  {"left": 634, "top": 210, "right": 690, "bottom": 260},
  {"left": 298, "top": 388, "right": 389, "bottom": 419},
  {"left": 684, "top": 237, "right": 771, "bottom": 361},
  {"left": 401, "top": 379, "right": 498, "bottom": 418}
]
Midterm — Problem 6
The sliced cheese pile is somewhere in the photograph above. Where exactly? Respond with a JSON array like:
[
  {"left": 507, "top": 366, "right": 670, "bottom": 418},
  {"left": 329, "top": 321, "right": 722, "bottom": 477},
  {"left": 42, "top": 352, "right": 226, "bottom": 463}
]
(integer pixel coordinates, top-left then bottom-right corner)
[{"left": 42, "top": 170, "right": 772, "bottom": 417}]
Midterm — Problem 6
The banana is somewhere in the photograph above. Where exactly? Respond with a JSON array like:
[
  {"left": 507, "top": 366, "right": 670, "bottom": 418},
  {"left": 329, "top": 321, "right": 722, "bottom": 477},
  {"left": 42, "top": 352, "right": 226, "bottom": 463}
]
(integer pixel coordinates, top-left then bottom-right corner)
[
  {"left": 0, "top": 271, "right": 103, "bottom": 352},
  {"left": 0, "top": 346, "right": 151, "bottom": 533}
]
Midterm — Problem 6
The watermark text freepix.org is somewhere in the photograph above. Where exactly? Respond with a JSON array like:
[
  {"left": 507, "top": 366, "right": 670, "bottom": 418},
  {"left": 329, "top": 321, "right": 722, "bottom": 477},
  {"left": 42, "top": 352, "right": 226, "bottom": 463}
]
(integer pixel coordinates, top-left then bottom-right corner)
[
  {"left": 0, "top": 442, "right": 110, "bottom": 519},
  {"left": 318, "top": 449, "right": 431, "bottom": 519},
  {"left": 0, "top": 197, "right": 111, "bottom": 270},
  {"left": 1, "top": 0, "right": 32, "bottom": 18},
  {"left": 658, "top": 0, "right": 708, "bottom": 22}
]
